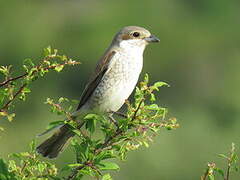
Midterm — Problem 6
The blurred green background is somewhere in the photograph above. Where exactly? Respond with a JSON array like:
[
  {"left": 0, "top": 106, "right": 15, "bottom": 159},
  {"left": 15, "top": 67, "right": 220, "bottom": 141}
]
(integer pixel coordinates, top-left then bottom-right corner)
[{"left": 1, "top": 0, "right": 240, "bottom": 179}]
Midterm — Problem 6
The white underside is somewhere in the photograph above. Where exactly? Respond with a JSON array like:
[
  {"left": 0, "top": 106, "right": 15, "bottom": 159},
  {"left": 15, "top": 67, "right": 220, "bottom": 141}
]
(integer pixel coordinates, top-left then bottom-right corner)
[{"left": 76, "top": 39, "right": 145, "bottom": 115}]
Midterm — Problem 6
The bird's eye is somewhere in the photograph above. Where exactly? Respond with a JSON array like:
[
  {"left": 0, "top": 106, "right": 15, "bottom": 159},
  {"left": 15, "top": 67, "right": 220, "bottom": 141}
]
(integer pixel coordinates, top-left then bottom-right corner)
[{"left": 132, "top": 32, "right": 140, "bottom": 37}]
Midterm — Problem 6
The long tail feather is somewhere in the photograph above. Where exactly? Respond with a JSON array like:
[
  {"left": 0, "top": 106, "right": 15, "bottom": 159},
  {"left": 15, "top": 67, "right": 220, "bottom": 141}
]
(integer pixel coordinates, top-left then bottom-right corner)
[{"left": 36, "top": 125, "right": 74, "bottom": 159}]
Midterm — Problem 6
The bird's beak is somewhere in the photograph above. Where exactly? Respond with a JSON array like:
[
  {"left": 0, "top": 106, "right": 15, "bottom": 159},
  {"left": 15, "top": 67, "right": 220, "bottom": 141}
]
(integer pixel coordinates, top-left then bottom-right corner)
[{"left": 144, "top": 35, "right": 160, "bottom": 43}]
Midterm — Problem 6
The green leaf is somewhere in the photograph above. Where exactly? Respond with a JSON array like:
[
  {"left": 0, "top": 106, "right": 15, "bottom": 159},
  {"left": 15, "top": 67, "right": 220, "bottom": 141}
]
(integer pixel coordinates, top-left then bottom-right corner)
[
  {"left": 99, "top": 161, "right": 119, "bottom": 170},
  {"left": 218, "top": 154, "right": 228, "bottom": 159},
  {"left": 0, "top": 89, "right": 6, "bottom": 107},
  {"left": 102, "top": 173, "right": 112, "bottom": 180},
  {"left": 23, "top": 58, "right": 34, "bottom": 67},
  {"left": 68, "top": 163, "right": 84, "bottom": 167},
  {"left": 30, "top": 140, "right": 36, "bottom": 152},
  {"left": 143, "top": 141, "right": 149, "bottom": 148},
  {"left": 153, "top": 81, "right": 169, "bottom": 88},
  {"left": 150, "top": 93, "right": 156, "bottom": 102},
  {"left": 95, "top": 151, "right": 115, "bottom": 163},
  {"left": 37, "top": 163, "right": 47, "bottom": 172},
  {"left": 208, "top": 174, "right": 215, "bottom": 180},
  {"left": 43, "top": 46, "right": 52, "bottom": 57},
  {"left": 0, "top": 158, "right": 16, "bottom": 180},
  {"left": 0, "top": 66, "right": 11, "bottom": 76},
  {"left": 215, "top": 168, "right": 224, "bottom": 177},
  {"left": 61, "top": 165, "right": 71, "bottom": 172},
  {"left": 144, "top": 73, "right": 149, "bottom": 83},
  {"left": 86, "top": 118, "right": 96, "bottom": 134},
  {"left": 146, "top": 104, "right": 159, "bottom": 110},
  {"left": 7, "top": 113, "right": 15, "bottom": 122},
  {"left": 0, "top": 159, "right": 8, "bottom": 175},
  {"left": 54, "top": 65, "right": 64, "bottom": 72},
  {"left": 22, "top": 87, "right": 31, "bottom": 93},
  {"left": 58, "top": 97, "right": 68, "bottom": 103}
]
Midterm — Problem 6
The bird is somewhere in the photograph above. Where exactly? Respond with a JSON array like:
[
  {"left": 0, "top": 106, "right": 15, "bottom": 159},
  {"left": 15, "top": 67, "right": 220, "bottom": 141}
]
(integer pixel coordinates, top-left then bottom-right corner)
[{"left": 36, "top": 26, "right": 160, "bottom": 158}]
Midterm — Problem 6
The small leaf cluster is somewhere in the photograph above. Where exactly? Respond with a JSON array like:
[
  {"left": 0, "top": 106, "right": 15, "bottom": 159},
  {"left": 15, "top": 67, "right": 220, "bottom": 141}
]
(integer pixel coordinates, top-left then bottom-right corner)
[
  {"left": 0, "top": 141, "right": 59, "bottom": 180},
  {"left": 0, "top": 47, "right": 80, "bottom": 129},
  {"left": 0, "top": 73, "right": 177, "bottom": 180},
  {"left": 201, "top": 143, "right": 239, "bottom": 180},
  {"left": 44, "top": 74, "right": 178, "bottom": 180}
]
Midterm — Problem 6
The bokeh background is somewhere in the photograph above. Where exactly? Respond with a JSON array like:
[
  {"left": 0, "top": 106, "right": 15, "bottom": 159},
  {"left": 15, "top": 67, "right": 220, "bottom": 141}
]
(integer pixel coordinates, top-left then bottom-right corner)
[{"left": 1, "top": 0, "right": 240, "bottom": 179}]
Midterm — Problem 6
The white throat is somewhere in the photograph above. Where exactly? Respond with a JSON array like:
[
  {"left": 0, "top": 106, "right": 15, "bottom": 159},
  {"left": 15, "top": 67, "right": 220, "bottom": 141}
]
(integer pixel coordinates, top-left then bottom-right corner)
[{"left": 119, "top": 39, "right": 146, "bottom": 55}]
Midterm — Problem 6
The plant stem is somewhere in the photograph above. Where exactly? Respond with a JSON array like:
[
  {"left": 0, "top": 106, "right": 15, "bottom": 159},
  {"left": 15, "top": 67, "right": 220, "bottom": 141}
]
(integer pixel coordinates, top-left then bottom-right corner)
[
  {"left": 0, "top": 73, "right": 27, "bottom": 87},
  {"left": 0, "top": 83, "right": 27, "bottom": 111}
]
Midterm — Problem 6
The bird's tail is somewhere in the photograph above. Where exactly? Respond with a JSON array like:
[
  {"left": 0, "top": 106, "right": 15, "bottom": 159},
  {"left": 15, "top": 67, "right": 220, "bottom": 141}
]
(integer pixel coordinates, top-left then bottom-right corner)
[{"left": 36, "top": 124, "right": 74, "bottom": 159}]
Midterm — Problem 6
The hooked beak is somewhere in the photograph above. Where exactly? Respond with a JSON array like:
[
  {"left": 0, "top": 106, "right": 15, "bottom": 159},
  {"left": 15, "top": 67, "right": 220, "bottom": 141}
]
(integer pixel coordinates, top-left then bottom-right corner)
[{"left": 145, "top": 34, "right": 160, "bottom": 43}]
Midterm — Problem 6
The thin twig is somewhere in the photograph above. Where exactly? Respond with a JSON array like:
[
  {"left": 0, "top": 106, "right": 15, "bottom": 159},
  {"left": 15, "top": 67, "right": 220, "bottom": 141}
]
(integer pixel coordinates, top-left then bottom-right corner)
[
  {"left": 66, "top": 96, "right": 145, "bottom": 179},
  {"left": 225, "top": 143, "right": 235, "bottom": 180},
  {"left": 0, "top": 73, "right": 27, "bottom": 87},
  {"left": 132, "top": 99, "right": 144, "bottom": 121},
  {"left": 201, "top": 168, "right": 209, "bottom": 180},
  {"left": 0, "top": 84, "right": 27, "bottom": 111},
  {"left": 0, "top": 60, "right": 79, "bottom": 88},
  {"left": 95, "top": 129, "right": 123, "bottom": 154},
  {"left": 20, "top": 161, "right": 28, "bottom": 174},
  {"left": 225, "top": 164, "right": 230, "bottom": 180},
  {"left": 66, "top": 165, "right": 84, "bottom": 180},
  {"left": 110, "top": 111, "right": 127, "bottom": 118},
  {"left": 108, "top": 114, "right": 119, "bottom": 129},
  {"left": 0, "top": 60, "right": 79, "bottom": 113}
]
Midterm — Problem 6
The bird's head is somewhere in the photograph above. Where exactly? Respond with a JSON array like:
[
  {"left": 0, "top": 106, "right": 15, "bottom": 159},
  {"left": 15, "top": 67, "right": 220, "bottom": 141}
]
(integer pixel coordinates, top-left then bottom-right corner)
[{"left": 113, "top": 26, "right": 160, "bottom": 50}]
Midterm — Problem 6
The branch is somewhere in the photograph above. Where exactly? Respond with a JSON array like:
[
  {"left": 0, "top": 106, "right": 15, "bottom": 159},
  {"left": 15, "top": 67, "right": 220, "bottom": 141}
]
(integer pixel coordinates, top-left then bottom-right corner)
[
  {"left": 47, "top": 74, "right": 175, "bottom": 180},
  {"left": 0, "top": 53, "right": 80, "bottom": 119},
  {"left": 66, "top": 164, "right": 84, "bottom": 180},
  {"left": 0, "top": 84, "right": 27, "bottom": 111},
  {"left": 66, "top": 99, "right": 145, "bottom": 180},
  {"left": 0, "top": 58, "right": 79, "bottom": 88},
  {"left": 225, "top": 164, "right": 230, "bottom": 180},
  {"left": 0, "top": 73, "right": 27, "bottom": 87},
  {"left": 201, "top": 168, "right": 209, "bottom": 180},
  {"left": 132, "top": 99, "right": 144, "bottom": 121}
]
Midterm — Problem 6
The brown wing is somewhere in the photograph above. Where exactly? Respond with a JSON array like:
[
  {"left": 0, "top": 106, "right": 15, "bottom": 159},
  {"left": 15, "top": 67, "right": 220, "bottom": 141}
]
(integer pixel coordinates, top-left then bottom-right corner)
[{"left": 76, "top": 50, "right": 116, "bottom": 110}]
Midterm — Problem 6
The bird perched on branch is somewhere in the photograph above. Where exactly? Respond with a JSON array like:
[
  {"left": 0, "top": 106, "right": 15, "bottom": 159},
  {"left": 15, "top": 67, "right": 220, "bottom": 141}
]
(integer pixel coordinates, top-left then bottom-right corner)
[{"left": 37, "top": 26, "right": 160, "bottom": 158}]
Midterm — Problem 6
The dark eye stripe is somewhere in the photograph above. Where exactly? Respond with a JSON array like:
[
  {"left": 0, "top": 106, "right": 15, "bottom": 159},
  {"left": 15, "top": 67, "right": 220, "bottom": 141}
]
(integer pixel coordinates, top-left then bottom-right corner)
[{"left": 122, "top": 34, "right": 131, "bottom": 40}]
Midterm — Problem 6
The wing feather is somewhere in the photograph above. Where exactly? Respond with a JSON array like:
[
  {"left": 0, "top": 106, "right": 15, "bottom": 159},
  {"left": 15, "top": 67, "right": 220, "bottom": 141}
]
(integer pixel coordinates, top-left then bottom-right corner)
[{"left": 76, "top": 50, "right": 116, "bottom": 110}]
